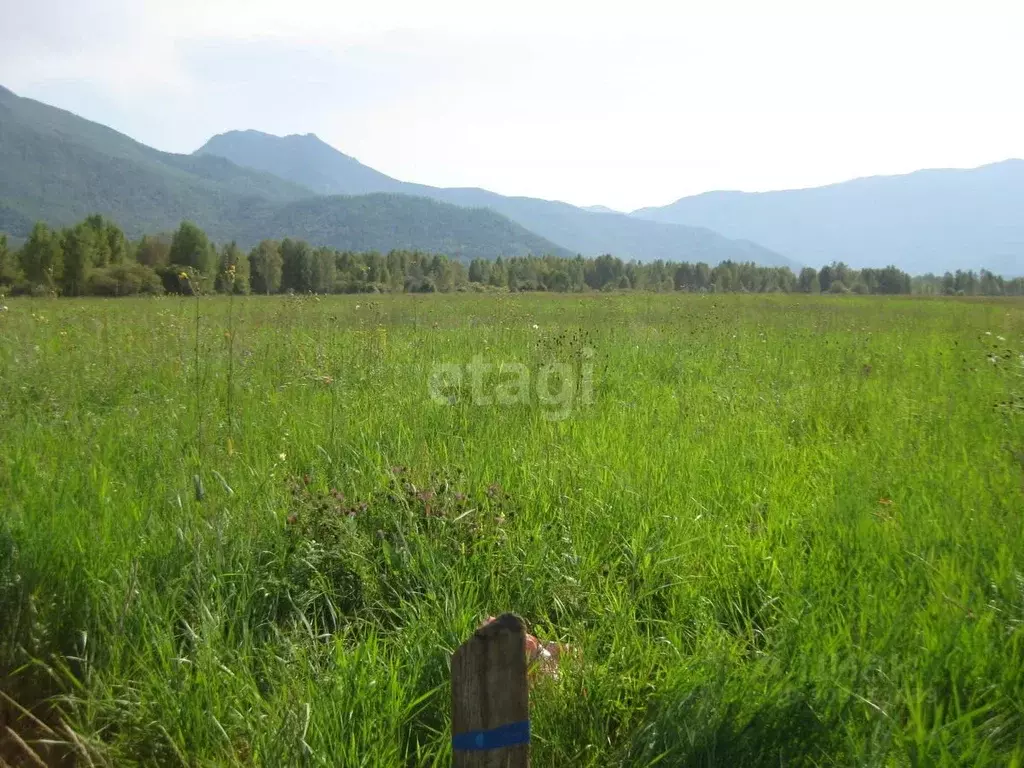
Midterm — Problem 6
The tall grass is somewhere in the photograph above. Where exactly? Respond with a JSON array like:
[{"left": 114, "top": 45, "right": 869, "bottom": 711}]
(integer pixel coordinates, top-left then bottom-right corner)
[{"left": 0, "top": 293, "right": 1022, "bottom": 766}]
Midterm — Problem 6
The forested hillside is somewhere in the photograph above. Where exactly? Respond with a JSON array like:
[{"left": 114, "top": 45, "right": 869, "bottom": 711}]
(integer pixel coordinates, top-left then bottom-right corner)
[
  {"left": 0, "top": 86, "right": 565, "bottom": 258},
  {"left": 197, "top": 130, "right": 796, "bottom": 267}
]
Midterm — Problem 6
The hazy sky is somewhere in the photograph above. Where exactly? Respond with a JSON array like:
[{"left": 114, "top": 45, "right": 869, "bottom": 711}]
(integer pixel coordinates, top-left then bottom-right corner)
[{"left": 2, "top": 0, "right": 1023, "bottom": 210}]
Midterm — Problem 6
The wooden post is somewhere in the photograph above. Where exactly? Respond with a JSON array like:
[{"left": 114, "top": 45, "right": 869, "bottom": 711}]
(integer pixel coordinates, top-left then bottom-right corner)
[{"left": 451, "top": 613, "right": 530, "bottom": 767}]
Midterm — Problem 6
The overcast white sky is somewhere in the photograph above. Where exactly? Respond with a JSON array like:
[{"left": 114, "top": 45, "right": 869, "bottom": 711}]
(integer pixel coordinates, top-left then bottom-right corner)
[{"left": 2, "top": 0, "right": 1023, "bottom": 210}]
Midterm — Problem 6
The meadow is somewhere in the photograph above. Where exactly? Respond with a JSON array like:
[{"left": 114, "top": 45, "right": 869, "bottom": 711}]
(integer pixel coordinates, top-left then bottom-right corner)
[{"left": 1, "top": 292, "right": 1022, "bottom": 767}]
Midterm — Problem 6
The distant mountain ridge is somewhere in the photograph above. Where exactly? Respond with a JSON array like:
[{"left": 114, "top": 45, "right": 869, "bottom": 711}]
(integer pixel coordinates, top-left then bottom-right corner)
[
  {"left": 632, "top": 162, "right": 1024, "bottom": 276},
  {"left": 0, "top": 86, "right": 567, "bottom": 258},
  {"left": 7, "top": 82, "right": 1019, "bottom": 275},
  {"left": 196, "top": 130, "right": 797, "bottom": 268},
  {"left": 199, "top": 130, "right": 410, "bottom": 197}
]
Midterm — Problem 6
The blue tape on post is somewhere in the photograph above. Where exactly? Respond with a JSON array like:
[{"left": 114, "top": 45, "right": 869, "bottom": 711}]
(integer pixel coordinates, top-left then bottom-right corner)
[{"left": 452, "top": 720, "right": 530, "bottom": 751}]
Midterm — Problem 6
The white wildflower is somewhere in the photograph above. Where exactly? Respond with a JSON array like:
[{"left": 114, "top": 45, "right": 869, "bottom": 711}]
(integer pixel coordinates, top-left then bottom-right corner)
[{"left": 278, "top": 453, "right": 286, "bottom": 461}]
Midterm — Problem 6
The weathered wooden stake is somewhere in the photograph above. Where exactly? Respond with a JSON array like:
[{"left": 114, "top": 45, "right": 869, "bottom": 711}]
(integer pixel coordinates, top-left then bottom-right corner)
[{"left": 451, "top": 613, "right": 530, "bottom": 768}]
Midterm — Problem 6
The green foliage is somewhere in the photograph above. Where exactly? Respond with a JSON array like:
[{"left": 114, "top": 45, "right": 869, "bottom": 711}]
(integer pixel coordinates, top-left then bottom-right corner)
[
  {"left": 86, "top": 262, "right": 165, "bottom": 296},
  {"left": 60, "top": 219, "right": 117, "bottom": 295},
  {"left": 280, "top": 237, "right": 313, "bottom": 292},
  {"left": 58, "top": 222, "right": 96, "bottom": 296},
  {"left": 0, "top": 86, "right": 311, "bottom": 239},
  {"left": 18, "top": 222, "right": 63, "bottom": 289},
  {"left": 913, "top": 269, "right": 1012, "bottom": 296},
  {"left": 215, "top": 242, "right": 250, "bottom": 294},
  {"left": 81, "top": 214, "right": 128, "bottom": 266},
  {"left": 819, "top": 264, "right": 835, "bottom": 292},
  {"left": 468, "top": 258, "right": 488, "bottom": 284},
  {"left": 169, "top": 221, "right": 217, "bottom": 280},
  {"left": 248, "top": 240, "right": 283, "bottom": 295},
  {"left": 4, "top": 214, "right": 1023, "bottom": 299},
  {"left": 258, "top": 193, "right": 567, "bottom": 261},
  {"left": 0, "top": 233, "right": 22, "bottom": 289},
  {"left": 310, "top": 246, "right": 336, "bottom": 293},
  {"left": 134, "top": 233, "right": 171, "bottom": 268},
  {"left": 797, "top": 267, "right": 820, "bottom": 293},
  {"left": 0, "top": 294, "right": 1022, "bottom": 765}
]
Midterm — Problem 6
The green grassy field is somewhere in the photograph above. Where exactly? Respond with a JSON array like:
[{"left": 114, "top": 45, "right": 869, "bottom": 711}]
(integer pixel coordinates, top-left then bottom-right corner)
[{"left": 1, "top": 293, "right": 1023, "bottom": 766}]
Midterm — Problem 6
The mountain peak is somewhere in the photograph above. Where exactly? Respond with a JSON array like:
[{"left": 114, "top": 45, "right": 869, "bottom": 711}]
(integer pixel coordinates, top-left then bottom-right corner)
[
  {"left": 0, "top": 89, "right": 569, "bottom": 257},
  {"left": 206, "top": 128, "right": 320, "bottom": 143},
  {"left": 193, "top": 127, "right": 796, "bottom": 267},
  {"left": 284, "top": 132, "right": 342, "bottom": 150},
  {"left": 195, "top": 129, "right": 394, "bottom": 196},
  {"left": 205, "top": 129, "right": 325, "bottom": 144}
]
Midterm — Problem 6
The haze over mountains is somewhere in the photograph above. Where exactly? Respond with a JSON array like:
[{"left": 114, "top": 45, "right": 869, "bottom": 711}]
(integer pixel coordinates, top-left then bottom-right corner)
[
  {"left": 634, "top": 162, "right": 1024, "bottom": 277},
  {"left": 0, "top": 85, "right": 785, "bottom": 266},
  {"left": 196, "top": 130, "right": 790, "bottom": 267},
  {"left": 0, "top": 86, "right": 568, "bottom": 259},
  {"left": 2, "top": 83, "right": 1022, "bottom": 275}
]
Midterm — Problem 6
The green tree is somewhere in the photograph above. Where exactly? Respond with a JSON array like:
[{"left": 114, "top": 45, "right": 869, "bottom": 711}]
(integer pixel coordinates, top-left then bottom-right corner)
[
  {"left": 818, "top": 264, "right": 834, "bottom": 293},
  {"left": 488, "top": 257, "right": 507, "bottom": 288},
  {"left": 216, "top": 242, "right": 251, "bottom": 294},
  {"left": 941, "top": 272, "right": 956, "bottom": 295},
  {"left": 60, "top": 222, "right": 98, "bottom": 295},
  {"left": 103, "top": 219, "right": 128, "bottom": 265},
  {"left": 798, "top": 267, "right": 820, "bottom": 293},
  {"left": 363, "top": 251, "right": 386, "bottom": 285},
  {"left": 674, "top": 263, "right": 695, "bottom": 291},
  {"left": 979, "top": 270, "right": 1003, "bottom": 296},
  {"left": 832, "top": 262, "right": 855, "bottom": 287},
  {"left": 280, "top": 238, "right": 313, "bottom": 293},
  {"left": 953, "top": 269, "right": 978, "bottom": 296},
  {"left": 468, "top": 258, "right": 489, "bottom": 284},
  {"left": 19, "top": 222, "right": 63, "bottom": 289},
  {"left": 135, "top": 234, "right": 171, "bottom": 268},
  {"left": 81, "top": 215, "right": 110, "bottom": 266},
  {"left": 310, "top": 247, "right": 337, "bottom": 293},
  {"left": 88, "top": 263, "right": 164, "bottom": 296},
  {"left": 169, "top": 221, "right": 216, "bottom": 278},
  {"left": 711, "top": 262, "right": 734, "bottom": 292},
  {"left": 249, "top": 240, "right": 283, "bottom": 294},
  {"left": 588, "top": 254, "right": 623, "bottom": 289},
  {"left": 548, "top": 269, "right": 570, "bottom": 292},
  {"left": 0, "top": 234, "right": 21, "bottom": 290}
]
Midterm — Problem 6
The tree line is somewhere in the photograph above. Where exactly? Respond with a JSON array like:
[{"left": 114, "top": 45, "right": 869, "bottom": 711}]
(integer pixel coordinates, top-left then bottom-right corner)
[{"left": 1, "top": 217, "right": 1022, "bottom": 297}]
